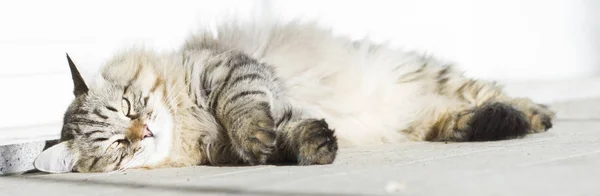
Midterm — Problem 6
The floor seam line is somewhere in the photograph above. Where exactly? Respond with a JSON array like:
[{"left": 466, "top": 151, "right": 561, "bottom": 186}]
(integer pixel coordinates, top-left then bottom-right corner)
[{"left": 519, "top": 150, "right": 600, "bottom": 167}]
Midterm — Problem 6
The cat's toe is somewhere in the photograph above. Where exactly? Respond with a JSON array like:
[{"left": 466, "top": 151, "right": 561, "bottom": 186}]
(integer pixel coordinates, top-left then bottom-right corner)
[
  {"left": 541, "top": 116, "right": 553, "bottom": 129},
  {"left": 530, "top": 112, "right": 554, "bottom": 133},
  {"left": 296, "top": 119, "right": 338, "bottom": 165},
  {"left": 238, "top": 120, "right": 277, "bottom": 165},
  {"left": 529, "top": 105, "right": 556, "bottom": 133}
]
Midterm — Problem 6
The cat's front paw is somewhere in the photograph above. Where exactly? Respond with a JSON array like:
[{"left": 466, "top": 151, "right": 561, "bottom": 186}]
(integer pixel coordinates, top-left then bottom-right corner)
[
  {"left": 295, "top": 119, "right": 338, "bottom": 165},
  {"left": 232, "top": 116, "right": 277, "bottom": 165}
]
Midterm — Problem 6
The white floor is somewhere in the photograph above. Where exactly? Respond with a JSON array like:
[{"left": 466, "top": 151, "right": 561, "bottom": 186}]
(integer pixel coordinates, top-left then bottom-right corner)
[{"left": 2, "top": 98, "right": 599, "bottom": 196}]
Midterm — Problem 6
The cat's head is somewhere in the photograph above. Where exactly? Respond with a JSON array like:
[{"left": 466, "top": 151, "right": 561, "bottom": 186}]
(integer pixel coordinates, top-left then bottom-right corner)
[{"left": 34, "top": 51, "right": 176, "bottom": 173}]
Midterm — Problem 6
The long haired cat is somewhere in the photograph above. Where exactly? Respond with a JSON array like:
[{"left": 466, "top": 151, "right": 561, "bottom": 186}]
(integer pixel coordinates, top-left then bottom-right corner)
[{"left": 34, "top": 21, "right": 554, "bottom": 173}]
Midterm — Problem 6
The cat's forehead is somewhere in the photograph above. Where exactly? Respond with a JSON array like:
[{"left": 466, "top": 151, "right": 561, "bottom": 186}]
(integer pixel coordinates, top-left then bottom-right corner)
[
  {"left": 66, "top": 50, "right": 164, "bottom": 111},
  {"left": 101, "top": 64, "right": 154, "bottom": 85},
  {"left": 65, "top": 88, "right": 117, "bottom": 113}
]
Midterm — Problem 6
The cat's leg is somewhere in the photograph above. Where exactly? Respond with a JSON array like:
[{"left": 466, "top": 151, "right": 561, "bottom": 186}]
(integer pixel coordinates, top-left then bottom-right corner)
[
  {"left": 437, "top": 67, "right": 555, "bottom": 134},
  {"left": 199, "top": 51, "right": 281, "bottom": 165},
  {"left": 269, "top": 114, "right": 338, "bottom": 165},
  {"left": 404, "top": 99, "right": 533, "bottom": 141},
  {"left": 403, "top": 65, "right": 555, "bottom": 141}
]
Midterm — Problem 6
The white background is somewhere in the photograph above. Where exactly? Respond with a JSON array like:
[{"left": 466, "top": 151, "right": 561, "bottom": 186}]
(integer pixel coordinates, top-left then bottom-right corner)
[{"left": 0, "top": 0, "right": 598, "bottom": 144}]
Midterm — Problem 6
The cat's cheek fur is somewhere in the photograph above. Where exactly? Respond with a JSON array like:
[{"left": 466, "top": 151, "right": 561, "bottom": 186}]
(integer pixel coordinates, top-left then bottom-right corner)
[{"left": 142, "top": 104, "right": 174, "bottom": 166}]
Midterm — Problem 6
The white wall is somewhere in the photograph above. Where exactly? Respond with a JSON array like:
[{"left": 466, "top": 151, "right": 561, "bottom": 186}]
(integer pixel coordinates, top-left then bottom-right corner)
[{"left": 0, "top": 0, "right": 598, "bottom": 144}]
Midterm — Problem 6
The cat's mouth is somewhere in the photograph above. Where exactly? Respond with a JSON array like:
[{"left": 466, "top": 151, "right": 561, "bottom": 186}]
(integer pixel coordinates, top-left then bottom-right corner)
[{"left": 143, "top": 124, "right": 154, "bottom": 139}]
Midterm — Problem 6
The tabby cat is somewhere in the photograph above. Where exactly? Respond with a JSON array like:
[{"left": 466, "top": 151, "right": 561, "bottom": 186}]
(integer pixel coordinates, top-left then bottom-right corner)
[{"left": 34, "top": 21, "right": 554, "bottom": 173}]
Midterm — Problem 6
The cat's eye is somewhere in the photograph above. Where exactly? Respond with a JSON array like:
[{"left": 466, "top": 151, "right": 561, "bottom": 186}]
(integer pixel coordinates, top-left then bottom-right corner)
[{"left": 121, "top": 98, "right": 131, "bottom": 116}]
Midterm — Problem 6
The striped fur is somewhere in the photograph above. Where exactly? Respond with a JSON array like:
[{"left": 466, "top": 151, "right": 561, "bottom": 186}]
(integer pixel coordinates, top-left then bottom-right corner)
[{"left": 35, "top": 21, "right": 554, "bottom": 173}]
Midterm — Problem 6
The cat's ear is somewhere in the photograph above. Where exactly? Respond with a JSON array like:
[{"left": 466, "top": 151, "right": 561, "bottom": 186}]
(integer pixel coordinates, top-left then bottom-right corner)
[
  {"left": 34, "top": 141, "right": 79, "bottom": 173},
  {"left": 66, "top": 53, "right": 89, "bottom": 96}
]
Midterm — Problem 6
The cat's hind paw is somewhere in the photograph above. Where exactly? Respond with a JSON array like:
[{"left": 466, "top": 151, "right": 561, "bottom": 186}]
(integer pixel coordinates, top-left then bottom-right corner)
[{"left": 510, "top": 98, "right": 556, "bottom": 133}]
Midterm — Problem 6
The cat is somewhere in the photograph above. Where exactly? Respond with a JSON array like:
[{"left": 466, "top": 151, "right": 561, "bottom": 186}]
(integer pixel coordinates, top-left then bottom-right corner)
[{"left": 34, "top": 21, "right": 555, "bottom": 173}]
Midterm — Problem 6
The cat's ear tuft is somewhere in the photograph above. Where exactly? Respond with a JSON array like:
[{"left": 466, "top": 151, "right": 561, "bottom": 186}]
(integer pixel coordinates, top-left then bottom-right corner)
[
  {"left": 34, "top": 141, "right": 79, "bottom": 173},
  {"left": 66, "top": 53, "right": 89, "bottom": 96}
]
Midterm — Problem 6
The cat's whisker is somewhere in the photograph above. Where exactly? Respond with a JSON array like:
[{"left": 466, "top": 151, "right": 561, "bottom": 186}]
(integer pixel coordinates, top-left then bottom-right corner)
[{"left": 120, "top": 148, "right": 147, "bottom": 171}]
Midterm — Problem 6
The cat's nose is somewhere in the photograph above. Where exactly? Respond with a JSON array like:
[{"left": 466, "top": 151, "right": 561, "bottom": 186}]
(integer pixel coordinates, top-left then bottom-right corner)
[{"left": 143, "top": 124, "right": 154, "bottom": 139}]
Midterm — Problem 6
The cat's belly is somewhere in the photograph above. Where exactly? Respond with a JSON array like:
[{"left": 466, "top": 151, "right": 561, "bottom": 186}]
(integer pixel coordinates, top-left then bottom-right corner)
[{"left": 283, "top": 77, "right": 432, "bottom": 146}]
